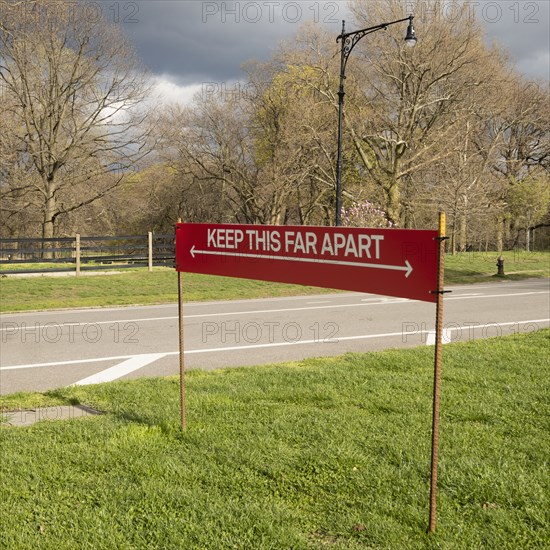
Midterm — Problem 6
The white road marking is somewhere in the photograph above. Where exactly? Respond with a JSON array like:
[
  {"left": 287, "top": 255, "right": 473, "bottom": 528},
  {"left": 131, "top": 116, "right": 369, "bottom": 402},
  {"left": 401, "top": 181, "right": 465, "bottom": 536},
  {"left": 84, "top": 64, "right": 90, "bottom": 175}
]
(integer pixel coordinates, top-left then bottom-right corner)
[
  {"left": 446, "top": 291, "right": 548, "bottom": 301},
  {"left": 2, "top": 319, "right": 549, "bottom": 373},
  {"left": 72, "top": 353, "right": 166, "bottom": 386},
  {"left": 425, "top": 329, "right": 453, "bottom": 345},
  {"left": 0, "top": 354, "right": 139, "bottom": 371},
  {"left": 2, "top": 302, "right": 397, "bottom": 333},
  {"left": 0, "top": 293, "right": 365, "bottom": 318},
  {"left": 2, "top": 280, "right": 545, "bottom": 320},
  {"left": 1, "top": 303, "right": 379, "bottom": 333},
  {"left": 0, "top": 316, "right": 177, "bottom": 332},
  {"left": 3, "top": 290, "right": 546, "bottom": 333},
  {"left": 0, "top": 330, "right": 412, "bottom": 371},
  {"left": 425, "top": 318, "right": 550, "bottom": 345}
]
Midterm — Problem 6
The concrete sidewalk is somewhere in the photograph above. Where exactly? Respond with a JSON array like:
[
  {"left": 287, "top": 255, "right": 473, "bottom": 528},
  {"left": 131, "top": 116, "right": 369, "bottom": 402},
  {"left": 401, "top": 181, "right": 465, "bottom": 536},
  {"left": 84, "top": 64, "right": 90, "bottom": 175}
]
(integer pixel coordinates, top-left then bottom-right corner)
[
  {"left": 1, "top": 271, "right": 122, "bottom": 278},
  {"left": 2, "top": 405, "right": 102, "bottom": 427}
]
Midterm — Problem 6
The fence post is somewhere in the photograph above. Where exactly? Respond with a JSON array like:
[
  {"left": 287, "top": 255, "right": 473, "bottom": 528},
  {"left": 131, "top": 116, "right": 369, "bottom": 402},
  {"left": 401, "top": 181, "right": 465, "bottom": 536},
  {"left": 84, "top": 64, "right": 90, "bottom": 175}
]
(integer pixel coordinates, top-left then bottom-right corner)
[
  {"left": 75, "top": 234, "right": 81, "bottom": 277},
  {"left": 148, "top": 231, "right": 153, "bottom": 272}
]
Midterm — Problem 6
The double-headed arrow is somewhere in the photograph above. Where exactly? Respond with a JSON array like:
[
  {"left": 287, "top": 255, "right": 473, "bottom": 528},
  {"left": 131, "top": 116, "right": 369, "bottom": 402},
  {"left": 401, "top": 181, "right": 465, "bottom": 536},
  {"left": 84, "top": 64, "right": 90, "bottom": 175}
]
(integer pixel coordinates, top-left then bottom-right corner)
[{"left": 189, "top": 246, "right": 413, "bottom": 278}]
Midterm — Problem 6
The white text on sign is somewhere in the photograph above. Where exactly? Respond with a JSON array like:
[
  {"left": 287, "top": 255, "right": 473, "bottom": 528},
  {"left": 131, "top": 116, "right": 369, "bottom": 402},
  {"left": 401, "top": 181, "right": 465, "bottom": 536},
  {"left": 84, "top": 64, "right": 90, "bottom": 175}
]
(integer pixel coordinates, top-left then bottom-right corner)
[{"left": 207, "top": 228, "right": 384, "bottom": 259}]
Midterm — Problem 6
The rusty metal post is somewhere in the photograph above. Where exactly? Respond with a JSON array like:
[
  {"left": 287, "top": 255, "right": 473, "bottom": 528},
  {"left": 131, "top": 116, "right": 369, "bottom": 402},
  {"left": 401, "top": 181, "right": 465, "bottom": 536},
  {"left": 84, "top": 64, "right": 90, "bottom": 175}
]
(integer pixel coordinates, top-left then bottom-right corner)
[
  {"left": 178, "top": 270, "right": 186, "bottom": 430},
  {"left": 177, "top": 220, "right": 186, "bottom": 430},
  {"left": 429, "top": 212, "right": 446, "bottom": 533}
]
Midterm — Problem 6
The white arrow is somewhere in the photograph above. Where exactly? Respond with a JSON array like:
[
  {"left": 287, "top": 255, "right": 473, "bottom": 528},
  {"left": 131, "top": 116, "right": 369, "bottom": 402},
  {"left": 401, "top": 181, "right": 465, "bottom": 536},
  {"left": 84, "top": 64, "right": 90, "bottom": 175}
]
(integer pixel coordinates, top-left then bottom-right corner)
[{"left": 190, "top": 246, "right": 413, "bottom": 277}]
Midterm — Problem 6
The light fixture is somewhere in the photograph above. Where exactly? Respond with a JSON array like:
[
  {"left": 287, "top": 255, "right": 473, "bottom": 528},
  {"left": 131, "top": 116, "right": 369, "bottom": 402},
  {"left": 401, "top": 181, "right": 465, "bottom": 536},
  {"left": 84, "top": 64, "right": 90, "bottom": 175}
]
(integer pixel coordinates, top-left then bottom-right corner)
[
  {"left": 405, "top": 16, "right": 417, "bottom": 47},
  {"left": 334, "top": 15, "right": 418, "bottom": 226}
]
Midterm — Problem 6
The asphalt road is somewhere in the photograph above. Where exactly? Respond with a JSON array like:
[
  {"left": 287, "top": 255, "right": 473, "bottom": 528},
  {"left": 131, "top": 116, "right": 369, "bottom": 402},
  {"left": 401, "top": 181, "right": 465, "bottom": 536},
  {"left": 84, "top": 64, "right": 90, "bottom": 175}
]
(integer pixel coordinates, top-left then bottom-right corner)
[{"left": 1, "top": 279, "right": 549, "bottom": 395}]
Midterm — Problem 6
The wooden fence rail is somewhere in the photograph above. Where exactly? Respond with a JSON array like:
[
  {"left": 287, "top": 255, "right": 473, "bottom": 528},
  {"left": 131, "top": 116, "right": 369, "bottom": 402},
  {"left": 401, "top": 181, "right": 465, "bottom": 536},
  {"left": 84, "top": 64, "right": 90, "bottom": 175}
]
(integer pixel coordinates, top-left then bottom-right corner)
[{"left": 0, "top": 233, "right": 175, "bottom": 275}]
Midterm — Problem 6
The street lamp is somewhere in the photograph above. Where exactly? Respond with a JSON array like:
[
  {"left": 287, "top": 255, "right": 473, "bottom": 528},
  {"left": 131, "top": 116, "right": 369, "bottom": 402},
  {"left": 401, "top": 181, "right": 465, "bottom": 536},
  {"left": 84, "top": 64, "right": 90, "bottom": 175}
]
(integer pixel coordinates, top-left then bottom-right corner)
[{"left": 334, "top": 15, "right": 417, "bottom": 226}]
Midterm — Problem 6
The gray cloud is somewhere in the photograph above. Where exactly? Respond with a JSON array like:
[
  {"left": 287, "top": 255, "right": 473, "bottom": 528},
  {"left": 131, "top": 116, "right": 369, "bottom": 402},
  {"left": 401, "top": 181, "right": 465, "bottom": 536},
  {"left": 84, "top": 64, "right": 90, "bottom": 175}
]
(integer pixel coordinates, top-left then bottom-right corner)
[
  {"left": 120, "top": 1, "right": 549, "bottom": 84},
  {"left": 122, "top": 0, "right": 343, "bottom": 86},
  {"left": 475, "top": 0, "right": 550, "bottom": 79}
]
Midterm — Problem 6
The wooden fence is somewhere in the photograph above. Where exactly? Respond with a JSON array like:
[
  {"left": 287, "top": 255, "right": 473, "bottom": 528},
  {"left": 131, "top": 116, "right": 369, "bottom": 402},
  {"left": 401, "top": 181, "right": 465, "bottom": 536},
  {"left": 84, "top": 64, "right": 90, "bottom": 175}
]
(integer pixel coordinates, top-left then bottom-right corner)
[{"left": 0, "top": 233, "right": 175, "bottom": 275}]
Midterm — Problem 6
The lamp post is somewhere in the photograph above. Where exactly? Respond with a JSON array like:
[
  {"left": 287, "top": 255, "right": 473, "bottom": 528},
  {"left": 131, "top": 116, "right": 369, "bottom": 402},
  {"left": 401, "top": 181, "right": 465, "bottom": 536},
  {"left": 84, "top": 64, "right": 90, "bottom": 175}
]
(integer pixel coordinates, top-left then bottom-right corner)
[{"left": 335, "top": 15, "right": 417, "bottom": 226}]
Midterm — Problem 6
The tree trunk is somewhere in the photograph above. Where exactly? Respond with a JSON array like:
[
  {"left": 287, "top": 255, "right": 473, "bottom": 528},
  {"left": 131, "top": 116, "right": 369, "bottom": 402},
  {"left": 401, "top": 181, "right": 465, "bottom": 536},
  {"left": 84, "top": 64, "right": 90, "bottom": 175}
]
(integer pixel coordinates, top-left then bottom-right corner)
[
  {"left": 459, "top": 214, "right": 467, "bottom": 252},
  {"left": 450, "top": 225, "right": 457, "bottom": 256},
  {"left": 504, "top": 216, "right": 511, "bottom": 248},
  {"left": 496, "top": 217, "right": 503, "bottom": 255},
  {"left": 41, "top": 192, "right": 56, "bottom": 259},
  {"left": 383, "top": 182, "right": 401, "bottom": 226},
  {"left": 458, "top": 195, "right": 468, "bottom": 252}
]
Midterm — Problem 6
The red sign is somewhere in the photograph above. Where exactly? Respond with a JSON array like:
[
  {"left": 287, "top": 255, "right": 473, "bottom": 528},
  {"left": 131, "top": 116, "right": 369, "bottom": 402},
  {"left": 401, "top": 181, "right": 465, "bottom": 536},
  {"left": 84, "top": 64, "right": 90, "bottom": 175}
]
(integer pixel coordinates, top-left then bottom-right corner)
[{"left": 176, "top": 223, "right": 439, "bottom": 302}]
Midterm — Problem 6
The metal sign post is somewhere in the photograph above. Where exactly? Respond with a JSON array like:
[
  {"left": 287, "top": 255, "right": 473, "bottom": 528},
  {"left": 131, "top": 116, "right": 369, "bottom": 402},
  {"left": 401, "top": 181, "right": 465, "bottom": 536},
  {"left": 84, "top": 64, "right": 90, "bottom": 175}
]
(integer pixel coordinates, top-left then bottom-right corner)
[
  {"left": 177, "top": 270, "right": 186, "bottom": 430},
  {"left": 176, "top": 220, "right": 187, "bottom": 431},
  {"left": 175, "top": 219, "right": 447, "bottom": 531},
  {"left": 428, "top": 212, "right": 447, "bottom": 533}
]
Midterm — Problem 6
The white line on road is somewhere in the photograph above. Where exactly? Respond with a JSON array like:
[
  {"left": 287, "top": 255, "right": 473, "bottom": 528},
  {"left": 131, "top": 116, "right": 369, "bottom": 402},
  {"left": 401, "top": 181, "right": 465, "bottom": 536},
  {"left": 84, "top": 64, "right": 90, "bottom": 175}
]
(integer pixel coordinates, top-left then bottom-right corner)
[
  {"left": 72, "top": 353, "right": 166, "bottom": 386},
  {"left": 3, "top": 319, "right": 549, "bottom": 373},
  {"left": 425, "top": 329, "right": 453, "bottom": 345},
  {"left": 424, "top": 318, "right": 549, "bottom": 345},
  {"left": 0, "top": 300, "right": 406, "bottom": 331},
  {"left": 361, "top": 297, "right": 406, "bottom": 303},
  {"left": 446, "top": 291, "right": 548, "bottom": 301},
  {"left": 2, "top": 291, "right": 547, "bottom": 333},
  {"left": 0, "top": 330, "right": 411, "bottom": 372},
  {"left": 0, "top": 316, "right": 177, "bottom": 332},
  {"left": 1, "top": 281, "right": 547, "bottom": 320},
  {"left": 0, "top": 354, "right": 137, "bottom": 370}
]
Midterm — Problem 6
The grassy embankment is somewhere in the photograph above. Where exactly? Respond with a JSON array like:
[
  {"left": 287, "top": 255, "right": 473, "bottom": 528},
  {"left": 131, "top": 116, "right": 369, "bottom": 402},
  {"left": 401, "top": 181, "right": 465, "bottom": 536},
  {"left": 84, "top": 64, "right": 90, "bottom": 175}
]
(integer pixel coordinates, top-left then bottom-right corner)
[
  {"left": 1, "top": 330, "right": 549, "bottom": 549},
  {"left": 0, "top": 250, "right": 548, "bottom": 312}
]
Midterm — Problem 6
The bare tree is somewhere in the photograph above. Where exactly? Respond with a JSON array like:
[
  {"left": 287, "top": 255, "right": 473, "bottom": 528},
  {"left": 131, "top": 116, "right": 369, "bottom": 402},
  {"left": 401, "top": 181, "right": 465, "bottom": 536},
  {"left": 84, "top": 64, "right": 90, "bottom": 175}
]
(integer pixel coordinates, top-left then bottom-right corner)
[
  {"left": 0, "top": 0, "right": 153, "bottom": 248},
  {"left": 156, "top": 71, "right": 333, "bottom": 227},
  {"left": 262, "top": 1, "right": 511, "bottom": 227},
  {"left": 507, "top": 170, "right": 550, "bottom": 251},
  {"left": 156, "top": 99, "right": 259, "bottom": 224},
  {"left": 492, "top": 79, "right": 550, "bottom": 180},
  {"left": 343, "top": 0, "right": 511, "bottom": 225},
  {"left": 243, "top": 59, "right": 340, "bottom": 225}
]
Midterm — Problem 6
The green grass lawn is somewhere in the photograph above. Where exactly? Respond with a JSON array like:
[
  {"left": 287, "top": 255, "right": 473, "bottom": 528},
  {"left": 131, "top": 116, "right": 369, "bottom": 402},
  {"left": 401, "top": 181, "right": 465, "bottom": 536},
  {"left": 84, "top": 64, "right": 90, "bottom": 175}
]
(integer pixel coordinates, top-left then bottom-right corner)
[
  {"left": 1, "top": 331, "right": 549, "bottom": 549},
  {"left": 0, "top": 269, "right": 339, "bottom": 312},
  {"left": 0, "top": 250, "right": 548, "bottom": 313},
  {"left": 445, "top": 250, "right": 550, "bottom": 284},
  {"left": 0, "top": 262, "right": 77, "bottom": 271}
]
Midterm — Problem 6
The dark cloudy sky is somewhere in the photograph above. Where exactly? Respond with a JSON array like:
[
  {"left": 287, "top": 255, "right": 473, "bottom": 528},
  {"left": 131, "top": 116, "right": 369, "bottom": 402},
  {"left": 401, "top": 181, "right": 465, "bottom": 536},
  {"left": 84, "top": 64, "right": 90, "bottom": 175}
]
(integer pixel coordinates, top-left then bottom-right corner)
[{"left": 115, "top": 1, "right": 549, "bottom": 103}]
